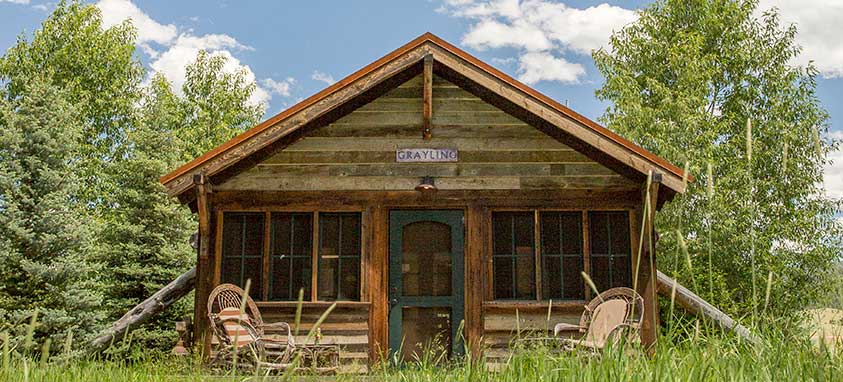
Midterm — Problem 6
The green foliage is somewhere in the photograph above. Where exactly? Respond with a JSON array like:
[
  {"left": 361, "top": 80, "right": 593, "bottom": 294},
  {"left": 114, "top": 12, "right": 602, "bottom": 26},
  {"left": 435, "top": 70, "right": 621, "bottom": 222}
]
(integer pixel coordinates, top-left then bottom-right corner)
[
  {"left": 177, "top": 50, "right": 264, "bottom": 161},
  {"left": 1, "top": 327, "right": 841, "bottom": 381},
  {"left": 0, "top": 1, "right": 267, "bottom": 355},
  {"left": 0, "top": 74, "right": 102, "bottom": 349},
  {"left": 594, "top": 0, "right": 843, "bottom": 316},
  {"left": 93, "top": 75, "right": 195, "bottom": 353},
  {"left": 0, "top": 0, "right": 143, "bottom": 203}
]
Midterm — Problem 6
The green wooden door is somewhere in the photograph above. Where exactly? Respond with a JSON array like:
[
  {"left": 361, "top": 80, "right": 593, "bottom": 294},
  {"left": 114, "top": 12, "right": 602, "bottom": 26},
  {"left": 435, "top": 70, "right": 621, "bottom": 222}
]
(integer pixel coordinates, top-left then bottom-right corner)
[{"left": 389, "top": 210, "right": 464, "bottom": 361}]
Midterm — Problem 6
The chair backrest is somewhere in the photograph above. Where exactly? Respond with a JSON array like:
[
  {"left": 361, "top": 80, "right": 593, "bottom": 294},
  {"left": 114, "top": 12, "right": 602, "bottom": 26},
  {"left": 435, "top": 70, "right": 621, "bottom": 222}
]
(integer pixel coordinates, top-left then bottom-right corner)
[
  {"left": 208, "top": 283, "right": 265, "bottom": 334},
  {"left": 580, "top": 287, "right": 644, "bottom": 348},
  {"left": 583, "top": 299, "right": 629, "bottom": 347},
  {"left": 218, "top": 307, "right": 257, "bottom": 348}
]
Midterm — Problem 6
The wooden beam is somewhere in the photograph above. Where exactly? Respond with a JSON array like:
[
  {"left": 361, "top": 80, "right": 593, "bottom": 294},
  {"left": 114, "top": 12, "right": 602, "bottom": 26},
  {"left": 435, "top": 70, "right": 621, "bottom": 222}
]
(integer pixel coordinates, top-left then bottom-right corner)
[
  {"left": 193, "top": 173, "right": 213, "bottom": 356},
  {"left": 534, "top": 210, "right": 542, "bottom": 301},
  {"left": 582, "top": 210, "right": 591, "bottom": 300},
  {"left": 312, "top": 211, "right": 319, "bottom": 302},
  {"left": 367, "top": 206, "right": 389, "bottom": 364},
  {"left": 464, "top": 204, "right": 485, "bottom": 359},
  {"left": 423, "top": 54, "right": 433, "bottom": 140},
  {"left": 212, "top": 189, "right": 643, "bottom": 211},
  {"left": 213, "top": 210, "right": 223, "bottom": 286},
  {"left": 656, "top": 271, "right": 760, "bottom": 344},
  {"left": 640, "top": 173, "right": 660, "bottom": 351},
  {"left": 90, "top": 267, "right": 197, "bottom": 353}
]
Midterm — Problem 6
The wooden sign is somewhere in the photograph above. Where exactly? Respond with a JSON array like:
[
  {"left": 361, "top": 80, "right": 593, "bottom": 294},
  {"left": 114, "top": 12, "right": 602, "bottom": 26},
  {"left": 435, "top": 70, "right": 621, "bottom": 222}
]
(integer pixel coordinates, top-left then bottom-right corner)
[{"left": 396, "top": 148, "right": 458, "bottom": 162}]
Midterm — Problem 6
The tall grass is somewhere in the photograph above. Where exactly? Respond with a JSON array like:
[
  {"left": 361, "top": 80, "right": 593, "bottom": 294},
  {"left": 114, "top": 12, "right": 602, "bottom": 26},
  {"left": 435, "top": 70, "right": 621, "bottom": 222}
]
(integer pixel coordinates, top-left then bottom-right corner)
[{"left": 2, "top": 327, "right": 838, "bottom": 381}]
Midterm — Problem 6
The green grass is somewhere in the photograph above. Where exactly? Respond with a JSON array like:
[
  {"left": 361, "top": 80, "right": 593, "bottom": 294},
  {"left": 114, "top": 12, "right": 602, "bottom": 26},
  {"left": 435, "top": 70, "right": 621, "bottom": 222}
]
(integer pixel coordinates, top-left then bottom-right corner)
[{"left": 2, "top": 327, "right": 840, "bottom": 382}]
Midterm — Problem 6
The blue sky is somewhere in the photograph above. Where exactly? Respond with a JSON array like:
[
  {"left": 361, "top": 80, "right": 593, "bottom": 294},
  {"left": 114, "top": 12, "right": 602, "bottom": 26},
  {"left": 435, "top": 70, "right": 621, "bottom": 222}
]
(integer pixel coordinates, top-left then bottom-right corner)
[{"left": 0, "top": 0, "right": 841, "bottom": 199}]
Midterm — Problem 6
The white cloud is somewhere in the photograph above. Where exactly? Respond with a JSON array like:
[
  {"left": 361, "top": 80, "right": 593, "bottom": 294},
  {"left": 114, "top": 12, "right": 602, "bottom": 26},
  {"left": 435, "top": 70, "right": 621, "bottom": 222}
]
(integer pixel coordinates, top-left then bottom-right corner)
[
  {"left": 0, "top": 0, "right": 31, "bottom": 4},
  {"left": 96, "top": 0, "right": 294, "bottom": 110},
  {"left": 517, "top": 51, "right": 584, "bottom": 85},
  {"left": 491, "top": 57, "right": 516, "bottom": 66},
  {"left": 97, "top": 0, "right": 176, "bottom": 45},
  {"left": 757, "top": 1, "right": 843, "bottom": 79},
  {"left": 825, "top": 130, "right": 843, "bottom": 200},
  {"left": 149, "top": 37, "right": 269, "bottom": 107},
  {"left": 441, "top": 0, "right": 636, "bottom": 84},
  {"left": 311, "top": 71, "right": 335, "bottom": 85},
  {"left": 262, "top": 77, "right": 295, "bottom": 97},
  {"left": 32, "top": 3, "right": 47, "bottom": 11}
]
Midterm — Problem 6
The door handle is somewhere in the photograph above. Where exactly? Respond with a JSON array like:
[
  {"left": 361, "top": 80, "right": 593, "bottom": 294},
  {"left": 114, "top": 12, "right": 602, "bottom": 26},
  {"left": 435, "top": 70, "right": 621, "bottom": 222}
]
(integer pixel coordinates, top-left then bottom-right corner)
[{"left": 389, "top": 298, "right": 399, "bottom": 308}]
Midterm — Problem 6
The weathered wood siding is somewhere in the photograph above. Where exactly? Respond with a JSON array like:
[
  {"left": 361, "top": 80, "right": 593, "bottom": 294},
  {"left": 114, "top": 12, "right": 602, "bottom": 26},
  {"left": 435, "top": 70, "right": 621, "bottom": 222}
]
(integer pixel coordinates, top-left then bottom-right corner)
[
  {"left": 482, "top": 305, "right": 582, "bottom": 367},
  {"left": 218, "top": 75, "right": 635, "bottom": 192},
  {"left": 260, "top": 305, "right": 369, "bottom": 373}
]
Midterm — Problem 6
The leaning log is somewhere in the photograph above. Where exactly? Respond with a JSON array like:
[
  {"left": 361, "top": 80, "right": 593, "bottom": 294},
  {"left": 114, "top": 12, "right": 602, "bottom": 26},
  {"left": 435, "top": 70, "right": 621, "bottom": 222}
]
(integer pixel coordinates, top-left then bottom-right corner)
[
  {"left": 656, "top": 270, "right": 760, "bottom": 344},
  {"left": 90, "top": 266, "right": 197, "bottom": 353}
]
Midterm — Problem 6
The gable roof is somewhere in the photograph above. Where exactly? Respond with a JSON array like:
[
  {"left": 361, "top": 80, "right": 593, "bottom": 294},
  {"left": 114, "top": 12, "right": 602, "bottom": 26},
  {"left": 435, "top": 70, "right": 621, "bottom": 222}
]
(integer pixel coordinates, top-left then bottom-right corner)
[{"left": 160, "top": 32, "right": 689, "bottom": 198}]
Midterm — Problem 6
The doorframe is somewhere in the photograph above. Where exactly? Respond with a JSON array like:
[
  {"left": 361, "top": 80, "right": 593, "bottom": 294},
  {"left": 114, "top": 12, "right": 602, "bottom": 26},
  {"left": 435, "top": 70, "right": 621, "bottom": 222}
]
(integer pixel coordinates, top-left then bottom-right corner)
[{"left": 387, "top": 209, "right": 465, "bottom": 359}]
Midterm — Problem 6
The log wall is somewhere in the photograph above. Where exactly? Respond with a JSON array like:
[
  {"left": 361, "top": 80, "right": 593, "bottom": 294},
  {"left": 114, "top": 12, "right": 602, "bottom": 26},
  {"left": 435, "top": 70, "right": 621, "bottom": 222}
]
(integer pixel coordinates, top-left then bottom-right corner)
[
  {"left": 482, "top": 304, "right": 583, "bottom": 368},
  {"left": 259, "top": 304, "right": 369, "bottom": 373},
  {"left": 218, "top": 75, "right": 636, "bottom": 192}
]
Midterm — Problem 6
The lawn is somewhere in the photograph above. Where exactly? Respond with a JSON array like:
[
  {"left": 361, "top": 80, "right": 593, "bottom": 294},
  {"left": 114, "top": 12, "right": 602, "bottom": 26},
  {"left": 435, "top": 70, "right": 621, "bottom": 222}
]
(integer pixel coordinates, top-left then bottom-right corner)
[{"left": 2, "top": 327, "right": 841, "bottom": 382}]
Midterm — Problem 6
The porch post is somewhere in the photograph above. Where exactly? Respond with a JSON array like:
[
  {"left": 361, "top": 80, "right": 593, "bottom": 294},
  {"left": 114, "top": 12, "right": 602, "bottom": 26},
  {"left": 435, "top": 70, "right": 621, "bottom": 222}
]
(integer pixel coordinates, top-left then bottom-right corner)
[
  {"left": 368, "top": 205, "right": 389, "bottom": 364},
  {"left": 464, "top": 204, "right": 485, "bottom": 359},
  {"left": 193, "top": 173, "right": 213, "bottom": 356},
  {"left": 640, "top": 172, "right": 661, "bottom": 351}
]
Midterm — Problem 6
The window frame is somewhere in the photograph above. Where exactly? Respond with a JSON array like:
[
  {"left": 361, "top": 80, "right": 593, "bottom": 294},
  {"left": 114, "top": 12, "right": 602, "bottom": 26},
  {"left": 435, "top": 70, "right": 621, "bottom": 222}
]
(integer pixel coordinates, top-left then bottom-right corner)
[
  {"left": 488, "top": 208, "right": 635, "bottom": 303},
  {"left": 317, "top": 212, "right": 363, "bottom": 301},
  {"left": 587, "top": 211, "right": 634, "bottom": 292},
  {"left": 268, "top": 212, "right": 314, "bottom": 301},
  {"left": 219, "top": 212, "right": 267, "bottom": 299},
  {"left": 491, "top": 211, "right": 537, "bottom": 300},
  {"left": 215, "top": 208, "right": 365, "bottom": 302}
]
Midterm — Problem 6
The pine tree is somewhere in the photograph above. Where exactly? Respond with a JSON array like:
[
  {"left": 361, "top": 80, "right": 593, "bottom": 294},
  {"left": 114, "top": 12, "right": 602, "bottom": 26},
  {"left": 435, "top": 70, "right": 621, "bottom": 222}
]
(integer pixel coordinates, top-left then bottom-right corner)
[
  {"left": 93, "top": 75, "right": 196, "bottom": 353},
  {"left": 0, "top": 74, "right": 101, "bottom": 349}
]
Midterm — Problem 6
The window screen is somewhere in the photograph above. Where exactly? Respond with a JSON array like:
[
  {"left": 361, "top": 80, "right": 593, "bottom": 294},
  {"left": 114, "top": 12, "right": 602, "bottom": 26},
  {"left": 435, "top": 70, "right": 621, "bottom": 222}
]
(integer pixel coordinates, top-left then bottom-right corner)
[
  {"left": 492, "top": 212, "right": 535, "bottom": 299},
  {"left": 540, "top": 212, "right": 584, "bottom": 300},
  {"left": 318, "top": 213, "right": 361, "bottom": 301},
  {"left": 588, "top": 211, "right": 631, "bottom": 293},
  {"left": 268, "top": 213, "right": 313, "bottom": 300},
  {"left": 221, "top": 212, "right": 265, "bottom": 299}
]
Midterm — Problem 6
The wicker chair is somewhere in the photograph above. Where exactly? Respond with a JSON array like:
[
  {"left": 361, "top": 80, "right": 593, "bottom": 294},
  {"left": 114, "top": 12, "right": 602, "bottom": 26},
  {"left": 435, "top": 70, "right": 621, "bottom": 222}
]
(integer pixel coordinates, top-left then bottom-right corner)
[
  {"left": 207, "top": 283, "right": 339, "bottom": 373},
  {"left": 554, "top": 287, "right": 644, "bottom": 351}
]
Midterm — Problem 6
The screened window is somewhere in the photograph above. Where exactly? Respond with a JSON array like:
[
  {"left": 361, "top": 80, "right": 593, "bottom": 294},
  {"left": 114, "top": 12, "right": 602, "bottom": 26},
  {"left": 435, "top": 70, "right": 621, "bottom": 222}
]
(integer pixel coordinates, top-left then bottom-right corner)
[
  {"left": 492, "top": 212, "right": 536, "bottom": 299},
  {"left": 588, "top": 211, "right": 631, "bottom": 292},
  {"left": 318, "top": 213, "right": 361, "bottom": 301},
  {"left": 219, "top": 211, "right": 362, "bottom": 302},
  {"left": 490, "top": 210, "right": 631, "bottom": 302},
  {"left": 269, "top": 213, "right": 313, "bottom": 300},
  {"left": 221, "top": 212, "right": 265, "bottom": 299},
  {"left": 540, "top": 212, "right": 584, "bottom": 300}
]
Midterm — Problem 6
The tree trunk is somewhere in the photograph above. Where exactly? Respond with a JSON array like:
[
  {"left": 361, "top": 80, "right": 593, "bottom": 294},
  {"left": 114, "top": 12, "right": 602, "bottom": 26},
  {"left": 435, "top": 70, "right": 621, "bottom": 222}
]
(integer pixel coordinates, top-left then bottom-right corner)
[
  {"left": 656, "top": 270, "right": 760, "bottom": 344},
  {"left": 90, "top": 266, "right": 196, "bottom": 353}
]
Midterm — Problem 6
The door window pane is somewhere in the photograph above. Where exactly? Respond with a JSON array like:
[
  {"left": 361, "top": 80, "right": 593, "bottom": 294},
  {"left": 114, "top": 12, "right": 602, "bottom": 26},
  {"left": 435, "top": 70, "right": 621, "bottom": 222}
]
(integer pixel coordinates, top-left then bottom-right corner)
[
  {"left": 401, "top": 307, "right": 452, "bottom": 362},
  {"left": 401, "top": 221, "right": 452, "bottom": 297}
]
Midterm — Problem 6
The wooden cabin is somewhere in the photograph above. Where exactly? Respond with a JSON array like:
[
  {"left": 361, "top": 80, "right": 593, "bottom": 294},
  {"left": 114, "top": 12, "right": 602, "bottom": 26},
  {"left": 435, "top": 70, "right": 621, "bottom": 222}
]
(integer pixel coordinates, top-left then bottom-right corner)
[{"left": 160, "top": 33, "right": 687, "bottom": 371}]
